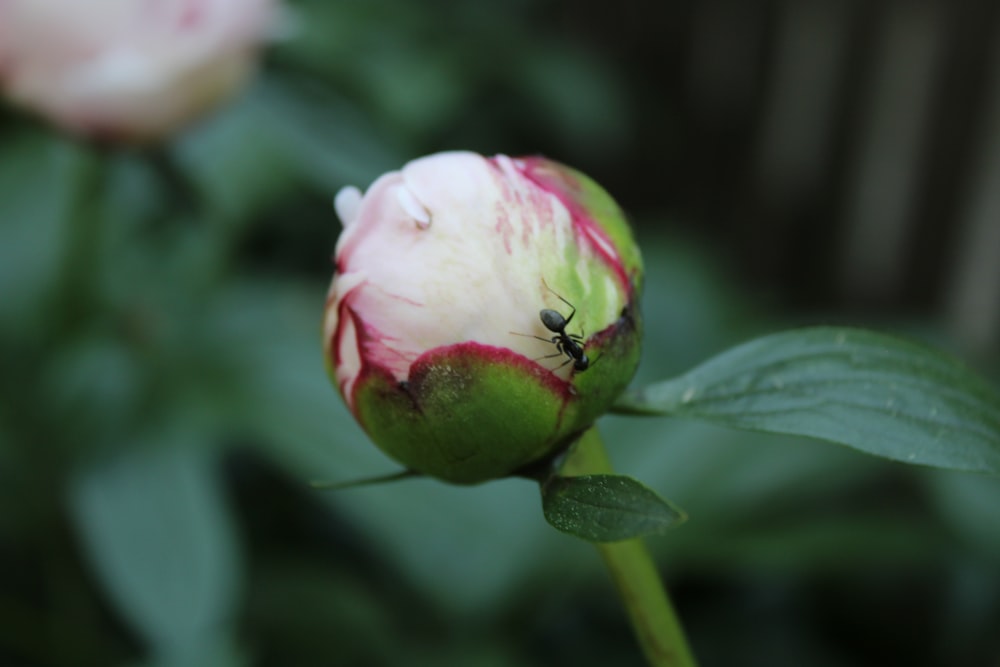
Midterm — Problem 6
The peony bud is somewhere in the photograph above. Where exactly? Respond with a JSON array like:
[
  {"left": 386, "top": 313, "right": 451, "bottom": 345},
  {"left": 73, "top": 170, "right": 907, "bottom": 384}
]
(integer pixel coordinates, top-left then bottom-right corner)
[
  {"left": 0, "top": 0, "right": 281, "bottom": 143},
  {"left": 324, "top": 152, "right": 643, "bottom": 484}
]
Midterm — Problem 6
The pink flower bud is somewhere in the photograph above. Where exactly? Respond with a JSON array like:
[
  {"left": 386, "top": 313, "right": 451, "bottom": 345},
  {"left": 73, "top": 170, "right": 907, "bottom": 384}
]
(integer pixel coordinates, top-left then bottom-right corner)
[
  {"left": 0, "top": 0, "right": 280, "bottom": 142},
  {"left": 324, "top": 152, "right": 643, "bottom": 484}
]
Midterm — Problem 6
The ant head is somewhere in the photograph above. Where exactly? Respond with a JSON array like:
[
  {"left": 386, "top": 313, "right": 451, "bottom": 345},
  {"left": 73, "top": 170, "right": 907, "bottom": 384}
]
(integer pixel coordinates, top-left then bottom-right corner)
[
  {"left": 574, "top": 353, "right": 590, "bottom": 372},
  {"left": 539, "top": 308, "right": 566, "bottom": 332}
]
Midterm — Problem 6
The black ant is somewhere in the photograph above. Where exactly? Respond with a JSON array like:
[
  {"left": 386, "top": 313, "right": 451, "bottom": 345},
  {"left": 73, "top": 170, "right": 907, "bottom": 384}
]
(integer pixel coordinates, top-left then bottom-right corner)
[{"left": 513, "top": 285, "right": 590, "bottom": 372}]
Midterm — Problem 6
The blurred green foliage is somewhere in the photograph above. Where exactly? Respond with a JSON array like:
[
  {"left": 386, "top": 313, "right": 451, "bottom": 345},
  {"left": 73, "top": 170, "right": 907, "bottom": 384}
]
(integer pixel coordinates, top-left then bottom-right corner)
[{"left": 1, "top": 1, "right": 999, "bottom": 666}]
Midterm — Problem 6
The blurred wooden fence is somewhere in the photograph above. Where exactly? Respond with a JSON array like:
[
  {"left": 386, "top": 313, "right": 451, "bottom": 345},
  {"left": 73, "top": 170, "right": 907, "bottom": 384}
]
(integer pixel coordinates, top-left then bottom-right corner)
[
  {"left": 701, "top": 0, "right": 999, "bottom": 355},
  {"left": 581, "top": 0, "right": 1000, "bottom": 357}
]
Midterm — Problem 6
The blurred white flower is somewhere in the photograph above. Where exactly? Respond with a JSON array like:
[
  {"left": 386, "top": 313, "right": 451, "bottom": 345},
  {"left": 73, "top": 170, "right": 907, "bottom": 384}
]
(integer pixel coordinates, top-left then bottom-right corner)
[{"left": 0, "top": 0, "right": 282, "bottom": 142}]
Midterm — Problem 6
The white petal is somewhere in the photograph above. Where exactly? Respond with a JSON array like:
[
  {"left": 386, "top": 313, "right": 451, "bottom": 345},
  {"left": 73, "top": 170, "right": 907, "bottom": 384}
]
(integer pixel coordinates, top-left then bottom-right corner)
[
  {"left": 396, "top": 185, "right": 431, "bottom": 229},
  {"left": 334, "top": 186, "right": 363, "bottom": 227}
]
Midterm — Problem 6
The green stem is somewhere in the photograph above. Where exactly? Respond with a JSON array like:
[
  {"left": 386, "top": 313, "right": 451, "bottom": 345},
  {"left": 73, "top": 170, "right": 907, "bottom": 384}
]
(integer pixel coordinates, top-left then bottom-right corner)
[
  {"left": 51, "top": 147, "right": 107, "bottom": 336},
  {"left": 560, "top": 427, "right": 697, "bottom": 667}
]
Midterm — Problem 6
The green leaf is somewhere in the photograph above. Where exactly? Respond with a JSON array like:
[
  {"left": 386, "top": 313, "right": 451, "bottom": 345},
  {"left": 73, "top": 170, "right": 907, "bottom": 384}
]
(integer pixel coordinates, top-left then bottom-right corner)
[
  {"left": 614, "top": 327, "right": 1000, "bottom": 475},
  {"left": 541, "top": 474, "right": 686, "bottom": 543},
  {"left": 69, "top": 443, "right": 241, "bottom": 654}
]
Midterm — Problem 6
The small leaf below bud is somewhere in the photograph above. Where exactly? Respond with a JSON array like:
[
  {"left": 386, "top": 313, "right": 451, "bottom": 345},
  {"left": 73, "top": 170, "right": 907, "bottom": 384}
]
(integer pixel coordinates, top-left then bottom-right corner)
[{"left": 541, "top": 474, "right": 687, "bottom": 543}]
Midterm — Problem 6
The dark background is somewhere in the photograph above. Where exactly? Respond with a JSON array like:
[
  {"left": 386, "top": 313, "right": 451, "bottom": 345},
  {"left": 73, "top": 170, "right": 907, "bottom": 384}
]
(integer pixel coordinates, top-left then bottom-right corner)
[{"left": 1, "top": 0, "right": 999, "bottom": 665}]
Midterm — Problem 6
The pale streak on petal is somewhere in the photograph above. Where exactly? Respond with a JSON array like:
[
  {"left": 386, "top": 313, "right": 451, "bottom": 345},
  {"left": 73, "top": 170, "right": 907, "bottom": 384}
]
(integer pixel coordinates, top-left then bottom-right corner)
[
  {"left": 334, "top": 186, "right": 363, "bottom": 227},
  {"left": 602, "top": 275, "right": 618, "bottom": 315},
  {"left": 396, "top": 184, "right": 432, "bottom": 229},
  {"left": 587, "top": 228, "right": 618, "bottom": 261},
  {"left": 494, "top": 153, "right": 516, "bottom": 176}
]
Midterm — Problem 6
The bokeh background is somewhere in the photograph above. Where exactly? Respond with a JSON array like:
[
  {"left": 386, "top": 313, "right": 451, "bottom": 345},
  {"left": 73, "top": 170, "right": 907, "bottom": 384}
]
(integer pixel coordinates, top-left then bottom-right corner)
[{"left": 2, "top": 0, "right": 1000, "bottom": 665}]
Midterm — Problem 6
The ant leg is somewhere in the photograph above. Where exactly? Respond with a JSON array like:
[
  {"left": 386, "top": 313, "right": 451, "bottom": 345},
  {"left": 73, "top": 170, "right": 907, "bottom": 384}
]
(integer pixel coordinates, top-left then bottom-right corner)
[
  {"left": 535, "top": 338, "right": 569, "bottom": 362},
  {"left": 541, "top": 278, "right": 578, "bottom": 325},
  {"left": 540, "top": 339, "right": 574, "bottom": 370},
  {"left": 510, "top": 331, "right": 559, "bottom": 344},
  {"left": 560, "top": 297, "right": 577, "bottom": 327}
]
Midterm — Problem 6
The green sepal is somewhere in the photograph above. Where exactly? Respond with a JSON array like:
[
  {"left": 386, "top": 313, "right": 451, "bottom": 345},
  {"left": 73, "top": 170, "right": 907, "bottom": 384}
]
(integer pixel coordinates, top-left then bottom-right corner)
[
  {"left": 572, "top": 301, "right": 643, "bottom": 426},
  {"left": 353, "top": 342, "right": 574, "bottom": 484},
  {"left": 349, "top": 300, "right": 642, "bottom": 485}
]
